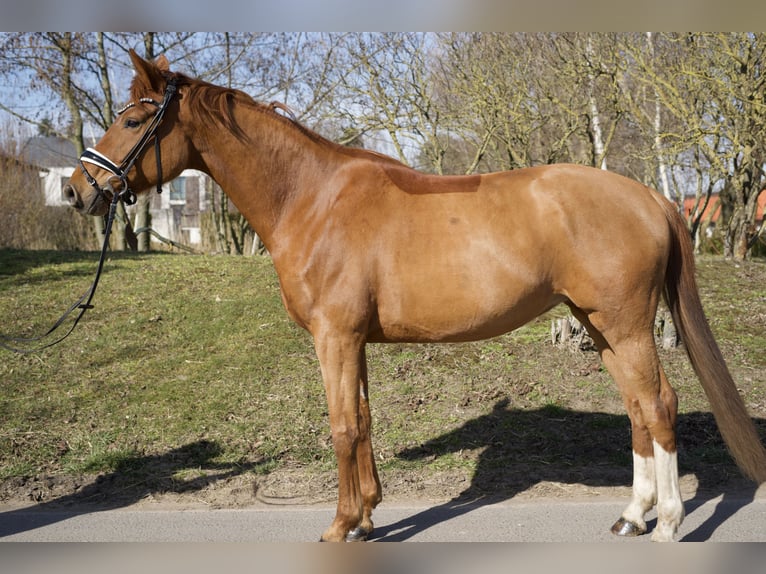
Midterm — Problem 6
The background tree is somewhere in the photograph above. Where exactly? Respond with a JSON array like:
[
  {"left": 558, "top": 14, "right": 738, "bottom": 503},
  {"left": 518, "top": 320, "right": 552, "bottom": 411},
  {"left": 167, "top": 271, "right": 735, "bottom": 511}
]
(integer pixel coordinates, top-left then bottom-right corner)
[
  {"left": 129, "top": 32, "right": 156, "bottom": 253},
  {"left": 431, "top": 33, "right": 542, "bottom": 174},
  {"left": 331, "top": 33, "right": 426, "bottom": 165},
  {"left": 624, "top": 32, "right": 766, "bottom": 259},
  {"left": 0, "top": 32, "right": 109, "bottom": 245},
  {"left": 2, "top": 32, "right": 765, "bottom": 259}
]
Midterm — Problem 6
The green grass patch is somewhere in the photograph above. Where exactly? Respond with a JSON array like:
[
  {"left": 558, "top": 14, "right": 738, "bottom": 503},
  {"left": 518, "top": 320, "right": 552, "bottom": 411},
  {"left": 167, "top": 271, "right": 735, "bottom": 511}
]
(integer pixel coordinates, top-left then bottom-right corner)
[{"left": 1, "top": 249, "right": 765, "bottom": 498}]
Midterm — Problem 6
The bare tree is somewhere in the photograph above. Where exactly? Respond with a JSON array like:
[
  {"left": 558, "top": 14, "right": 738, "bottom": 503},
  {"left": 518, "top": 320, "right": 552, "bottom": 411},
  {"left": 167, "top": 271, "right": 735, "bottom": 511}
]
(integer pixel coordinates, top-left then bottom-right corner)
[
  {"left": 624, "top": 32, "right": 766, "bottom": 259},
  {"left": 644, "top": 32, "right": 673, "bottom": 201},
  {"left": 127, "top": 32, "right": 157, "bottom": 253},
  {"left": 432, "top": 33, "right": 543, "bottom": 173},
  {"left": 543, "top": 33, "right": 625, "bottom": 170},
  {"left": 3, "top": 32, "right": 765, "bottom": 258},
  {"left": 0, "top": 33, "right": 110, "bottom": 246},
  {"left": 331, "top": 33, "right": 417, "bottom": 164}
]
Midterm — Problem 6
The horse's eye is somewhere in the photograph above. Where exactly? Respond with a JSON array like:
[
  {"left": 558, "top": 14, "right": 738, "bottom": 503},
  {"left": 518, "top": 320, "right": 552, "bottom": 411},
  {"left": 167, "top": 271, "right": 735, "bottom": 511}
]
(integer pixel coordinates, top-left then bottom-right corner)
[{"left": 124, "top": 118, "right": 141, "bottom": 129}]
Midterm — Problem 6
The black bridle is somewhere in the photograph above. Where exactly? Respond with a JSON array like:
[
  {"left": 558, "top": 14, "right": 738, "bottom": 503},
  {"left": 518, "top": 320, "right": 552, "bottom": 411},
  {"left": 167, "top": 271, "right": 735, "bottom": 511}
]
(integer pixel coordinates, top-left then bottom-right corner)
[
  {"left": 79, "top": 77, "right": 177, "bottom": 209},
  {"left": 0, "top": 78, "right": 178, "bottom": 354}
]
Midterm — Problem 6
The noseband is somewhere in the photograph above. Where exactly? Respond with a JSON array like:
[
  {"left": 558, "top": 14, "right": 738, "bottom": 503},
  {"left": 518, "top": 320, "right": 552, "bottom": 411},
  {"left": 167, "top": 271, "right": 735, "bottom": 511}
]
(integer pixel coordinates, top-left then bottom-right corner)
[{"left": 79, "top": 77, "right": 178, "bottom": 208}]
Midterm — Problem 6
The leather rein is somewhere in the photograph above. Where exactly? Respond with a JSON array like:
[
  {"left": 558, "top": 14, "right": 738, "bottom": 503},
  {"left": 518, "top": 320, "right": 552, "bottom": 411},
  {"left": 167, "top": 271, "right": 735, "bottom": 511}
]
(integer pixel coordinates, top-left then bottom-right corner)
[{"left": 0, "top": 78, "right": 178, "bottom": 354}]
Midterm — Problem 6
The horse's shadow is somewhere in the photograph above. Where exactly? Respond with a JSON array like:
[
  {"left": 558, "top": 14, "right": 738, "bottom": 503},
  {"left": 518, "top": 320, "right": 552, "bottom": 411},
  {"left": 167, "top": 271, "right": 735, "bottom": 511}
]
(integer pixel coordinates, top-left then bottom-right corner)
[
  {"left": 0, "top": 439, "right": 268, "bottom": 538},
  {"left": 0, "top": 249, "right": 136, "bottom": 283},
  {"left": 372, "top": 398, "right": 764, "bottom": 542},
  {"left": 1, "top": 403, "right": 761, "bottom": 542}
]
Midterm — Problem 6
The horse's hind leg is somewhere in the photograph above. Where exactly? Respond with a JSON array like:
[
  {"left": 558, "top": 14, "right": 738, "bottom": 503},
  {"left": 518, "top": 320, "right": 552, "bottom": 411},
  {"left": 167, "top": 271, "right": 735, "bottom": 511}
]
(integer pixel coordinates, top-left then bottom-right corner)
[
  {"left": 574, "top": 309, "right": 683, "bottom": 541},
  {"left": 601, "top": 336, "right": 683, "bottom": 541},
  {"left": 611, "top": 425, "right": 656, "bottom": 537}
]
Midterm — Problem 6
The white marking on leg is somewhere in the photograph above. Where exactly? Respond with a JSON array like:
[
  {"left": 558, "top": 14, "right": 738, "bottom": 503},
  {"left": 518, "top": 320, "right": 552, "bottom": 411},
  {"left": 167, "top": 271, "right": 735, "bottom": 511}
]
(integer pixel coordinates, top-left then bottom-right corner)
[
  {"left": 620, "top": 450, "right": 656, "bottom": 533},
  {"left": 650, "top": 439, "right": 684, "bottom": 542}
]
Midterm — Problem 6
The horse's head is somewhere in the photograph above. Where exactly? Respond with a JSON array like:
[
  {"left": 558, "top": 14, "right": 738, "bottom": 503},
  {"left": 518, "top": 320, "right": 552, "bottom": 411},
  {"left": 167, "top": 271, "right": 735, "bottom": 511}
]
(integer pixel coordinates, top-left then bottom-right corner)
[{"left": 65, "top": 50, "right": 189, "bottom": 216}]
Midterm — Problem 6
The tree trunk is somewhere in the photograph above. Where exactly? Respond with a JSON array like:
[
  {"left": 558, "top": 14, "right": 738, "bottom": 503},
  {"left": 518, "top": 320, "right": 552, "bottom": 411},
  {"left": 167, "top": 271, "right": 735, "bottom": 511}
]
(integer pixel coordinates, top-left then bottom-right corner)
[
  {"left": 210, "top": 179, "right": 231, "bottom": 254},
  {"left": 92, "top": 216, "right": 106, "bottom": 247},
  {"left": 723, "top": 154, "right": 762, "bottom": 260},
  {"left": 134, "top": 193, "right": 151, "bottom": 252},
  {"left": 133, "top": 33, "right": 157, "bottom": 252},
  {"left": 585, "top": 36, "right": 607, "bottom": 171},
  {"left": 112, "top": 202, "right": 128, "bottom": 250},
  {"left": 645, "top": 32, "right": 673, "bottom": 202},
  {"left": 726, "top": 214, "right": 754, "bottom": 260}
]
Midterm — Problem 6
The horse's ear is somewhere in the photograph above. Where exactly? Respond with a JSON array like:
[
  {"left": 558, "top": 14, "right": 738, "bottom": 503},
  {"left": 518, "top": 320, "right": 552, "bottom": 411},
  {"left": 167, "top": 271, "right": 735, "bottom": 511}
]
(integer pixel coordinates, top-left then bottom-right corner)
[
  {"left": 155, "top": 55, "right": 170, "bottom": 71},
  {"left": 128, "top": 49, "right": 167, "bottom": 94}
]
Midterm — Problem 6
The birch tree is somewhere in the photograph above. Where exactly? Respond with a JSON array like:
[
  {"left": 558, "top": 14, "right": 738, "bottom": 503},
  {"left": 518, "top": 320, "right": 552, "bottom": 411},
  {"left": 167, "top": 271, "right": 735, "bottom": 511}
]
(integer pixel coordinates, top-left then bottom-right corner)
[
  {"left": 624, "top": 32, "right": 766, "bottom": 259},
  {"left": 644, "top": 32, "right": 673, "bottom": 201},
  {"left": 546, "top": 33, "right": 624, "bottom": 171}
]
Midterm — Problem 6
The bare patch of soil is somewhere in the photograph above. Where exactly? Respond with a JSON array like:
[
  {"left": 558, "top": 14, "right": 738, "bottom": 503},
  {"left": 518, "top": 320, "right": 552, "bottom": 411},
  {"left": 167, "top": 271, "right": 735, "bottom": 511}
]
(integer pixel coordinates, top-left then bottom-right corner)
[{"left": 0, "top": 460, "right": 757, "bottom": 513}]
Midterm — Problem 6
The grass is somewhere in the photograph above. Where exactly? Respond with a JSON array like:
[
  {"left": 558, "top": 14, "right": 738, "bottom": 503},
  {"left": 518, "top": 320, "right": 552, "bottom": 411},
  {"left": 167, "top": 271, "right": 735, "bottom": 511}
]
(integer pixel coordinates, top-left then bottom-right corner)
[{"left": 1, "top": 249, "right": 765, "bottom": 502}]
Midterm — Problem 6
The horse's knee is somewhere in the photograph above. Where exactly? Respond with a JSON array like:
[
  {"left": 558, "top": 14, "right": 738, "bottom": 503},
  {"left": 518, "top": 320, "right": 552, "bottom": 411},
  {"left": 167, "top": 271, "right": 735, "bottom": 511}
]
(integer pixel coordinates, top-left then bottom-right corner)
[{"left": 330, "top": 424, "right": 360, "bottom": 456}]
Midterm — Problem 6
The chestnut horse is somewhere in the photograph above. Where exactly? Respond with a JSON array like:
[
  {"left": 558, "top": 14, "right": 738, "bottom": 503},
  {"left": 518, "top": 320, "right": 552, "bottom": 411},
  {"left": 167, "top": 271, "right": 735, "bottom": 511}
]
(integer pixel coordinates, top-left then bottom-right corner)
[{"left": 65, "top": 51, "right": 766, "bottom": 542}]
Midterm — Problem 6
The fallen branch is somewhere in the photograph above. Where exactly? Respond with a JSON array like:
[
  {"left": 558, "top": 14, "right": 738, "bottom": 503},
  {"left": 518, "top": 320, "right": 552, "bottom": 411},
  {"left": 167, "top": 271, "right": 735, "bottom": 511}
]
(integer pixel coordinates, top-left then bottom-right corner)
[{"left": 133, "top": 226, "right": 201, "bottom": 254}]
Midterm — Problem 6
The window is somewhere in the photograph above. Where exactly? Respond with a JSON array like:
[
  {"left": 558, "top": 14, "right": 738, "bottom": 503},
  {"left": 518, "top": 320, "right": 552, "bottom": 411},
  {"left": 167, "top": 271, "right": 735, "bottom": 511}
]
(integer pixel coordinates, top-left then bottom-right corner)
[{"left": 168, "top": 176, "right": 186, "bottom": 204}]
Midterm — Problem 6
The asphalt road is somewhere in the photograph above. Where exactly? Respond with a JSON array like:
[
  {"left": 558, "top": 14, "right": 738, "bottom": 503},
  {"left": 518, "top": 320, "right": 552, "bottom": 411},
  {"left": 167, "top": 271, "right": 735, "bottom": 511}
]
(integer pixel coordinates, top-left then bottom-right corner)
[{"left": 1, "top": 491, "right": 764, "bottom": 542}]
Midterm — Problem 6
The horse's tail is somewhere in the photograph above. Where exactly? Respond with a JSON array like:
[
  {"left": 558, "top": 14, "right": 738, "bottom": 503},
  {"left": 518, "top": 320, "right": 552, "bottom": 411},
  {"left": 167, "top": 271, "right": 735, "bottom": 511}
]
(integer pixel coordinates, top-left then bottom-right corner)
[{"left": 661, "top": 198, "right": 766, "bottom": 483}]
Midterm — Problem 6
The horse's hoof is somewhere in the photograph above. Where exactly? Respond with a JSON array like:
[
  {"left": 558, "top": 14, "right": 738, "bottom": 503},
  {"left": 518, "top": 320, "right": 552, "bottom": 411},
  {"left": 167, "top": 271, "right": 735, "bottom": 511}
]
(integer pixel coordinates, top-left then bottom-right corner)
[
  {"left": 611, "top": 517, "right": 646, "bottom": 537},
  {"left": 345, "top": 527, "right": 371, "bottom": 542}
]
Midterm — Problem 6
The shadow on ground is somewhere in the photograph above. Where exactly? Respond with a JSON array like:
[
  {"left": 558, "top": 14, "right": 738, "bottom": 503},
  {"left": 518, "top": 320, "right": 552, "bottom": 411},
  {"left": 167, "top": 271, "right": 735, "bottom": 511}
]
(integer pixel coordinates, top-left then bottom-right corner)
[
  {"left": 1, "top": 402, "right": 763, "bottom": 542},
  {"left": 372, "top": 399, "right": 764, "bottom": 542},
  {"left": 0, "top": 439, "right": 269, "bottom": 538}
]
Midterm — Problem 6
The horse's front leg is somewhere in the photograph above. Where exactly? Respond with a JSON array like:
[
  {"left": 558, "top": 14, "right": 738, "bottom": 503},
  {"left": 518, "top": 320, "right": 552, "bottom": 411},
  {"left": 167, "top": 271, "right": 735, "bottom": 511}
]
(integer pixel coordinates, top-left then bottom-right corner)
[
  {"left": 314, "top": 331, "right": 366, "bottom": 542},
  {"left": 346, "top": 346, "right": 382, "bottom": 541}
]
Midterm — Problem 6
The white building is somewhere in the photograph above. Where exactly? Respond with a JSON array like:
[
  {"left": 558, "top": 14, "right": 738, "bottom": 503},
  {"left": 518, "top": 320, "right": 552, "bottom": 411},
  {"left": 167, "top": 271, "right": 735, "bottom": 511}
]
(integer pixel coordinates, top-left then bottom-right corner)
[{"left": 22, "top": 136, "right": 210, "bottom": 247}]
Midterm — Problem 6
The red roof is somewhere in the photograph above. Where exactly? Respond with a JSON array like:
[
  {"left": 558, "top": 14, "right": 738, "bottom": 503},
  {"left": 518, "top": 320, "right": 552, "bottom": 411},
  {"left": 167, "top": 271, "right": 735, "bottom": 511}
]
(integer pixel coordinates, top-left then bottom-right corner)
[{"left": 683, "top": 191, "right": 766, "bottom": 223}]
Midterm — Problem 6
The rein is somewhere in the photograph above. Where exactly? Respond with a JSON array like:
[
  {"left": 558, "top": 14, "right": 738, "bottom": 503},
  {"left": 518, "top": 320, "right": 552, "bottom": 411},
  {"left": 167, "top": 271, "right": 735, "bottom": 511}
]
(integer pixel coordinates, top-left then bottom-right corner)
[
  {"left": 0, "top": 78, "right": 178, "bottom": 354},
  {"left": 0, "top": 192, "right": 121, "bottom": 354}
]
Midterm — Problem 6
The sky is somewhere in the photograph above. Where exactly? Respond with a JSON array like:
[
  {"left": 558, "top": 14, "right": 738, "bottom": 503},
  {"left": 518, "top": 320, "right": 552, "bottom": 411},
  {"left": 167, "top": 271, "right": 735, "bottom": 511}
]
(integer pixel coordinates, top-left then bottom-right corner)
[
  {"left": 2, "top": 1, "right": 763, "bottom": 159},
  {"left": 1, "top": 0, "right": 763, "bottom": 32}
]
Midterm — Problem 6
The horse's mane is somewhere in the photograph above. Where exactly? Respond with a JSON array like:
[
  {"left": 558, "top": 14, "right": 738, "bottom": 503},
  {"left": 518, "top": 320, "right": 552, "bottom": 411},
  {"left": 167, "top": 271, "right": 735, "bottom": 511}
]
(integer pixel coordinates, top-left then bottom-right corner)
[{"left": 131, "top": 70, "right": 406, "bottom": 168}]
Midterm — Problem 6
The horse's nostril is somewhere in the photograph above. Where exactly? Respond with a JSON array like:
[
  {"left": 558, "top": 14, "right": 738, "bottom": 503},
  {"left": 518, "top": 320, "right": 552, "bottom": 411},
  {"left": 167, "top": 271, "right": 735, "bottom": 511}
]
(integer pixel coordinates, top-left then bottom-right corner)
[{"left": 63, "top": 184, "right": 82, "bottom": 209}]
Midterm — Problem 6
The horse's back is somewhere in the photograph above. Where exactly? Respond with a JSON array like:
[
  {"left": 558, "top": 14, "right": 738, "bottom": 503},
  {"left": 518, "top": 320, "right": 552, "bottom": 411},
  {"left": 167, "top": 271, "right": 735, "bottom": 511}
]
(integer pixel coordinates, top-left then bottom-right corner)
[{"left": 366, "top": 163, "right": 672, "bottom": 342}]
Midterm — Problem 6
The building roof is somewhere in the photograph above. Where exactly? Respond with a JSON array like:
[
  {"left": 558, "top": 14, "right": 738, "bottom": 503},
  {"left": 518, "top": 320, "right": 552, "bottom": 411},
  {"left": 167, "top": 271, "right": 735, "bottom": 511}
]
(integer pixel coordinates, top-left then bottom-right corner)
[
  {"left": 684, "top": 191, "right": 766, "bottom": 223},
  {"left": 20, "top": 136, "right": 96, "bottom": 168}
]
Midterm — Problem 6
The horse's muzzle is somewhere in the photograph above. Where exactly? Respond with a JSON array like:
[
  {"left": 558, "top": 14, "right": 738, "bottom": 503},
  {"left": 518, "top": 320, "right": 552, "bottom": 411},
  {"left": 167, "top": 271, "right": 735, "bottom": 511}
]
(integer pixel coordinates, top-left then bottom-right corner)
[{"left": 63, "top": 183, "right": 108, "bottom": 216}]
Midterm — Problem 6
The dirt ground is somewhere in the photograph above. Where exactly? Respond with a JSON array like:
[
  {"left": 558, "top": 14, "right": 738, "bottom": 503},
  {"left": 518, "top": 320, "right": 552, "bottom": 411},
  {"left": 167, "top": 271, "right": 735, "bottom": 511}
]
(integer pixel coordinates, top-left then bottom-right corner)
[{"left": 1, "top": 460, "right": 756, "bottom": 513}]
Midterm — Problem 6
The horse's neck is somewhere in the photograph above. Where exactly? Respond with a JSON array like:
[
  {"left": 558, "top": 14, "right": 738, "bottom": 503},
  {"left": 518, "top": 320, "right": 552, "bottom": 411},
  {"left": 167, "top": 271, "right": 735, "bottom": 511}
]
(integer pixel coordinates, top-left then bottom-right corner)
[{"left": 193, "top": 109, "right": 337, "bottom": 251}]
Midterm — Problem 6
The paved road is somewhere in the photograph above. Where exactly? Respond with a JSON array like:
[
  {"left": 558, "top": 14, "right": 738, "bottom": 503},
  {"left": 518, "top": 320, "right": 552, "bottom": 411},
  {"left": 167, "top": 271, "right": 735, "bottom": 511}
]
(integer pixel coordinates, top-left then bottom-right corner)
[{"left": 1, "top": 491, "right": 764, "bottom": 542}]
